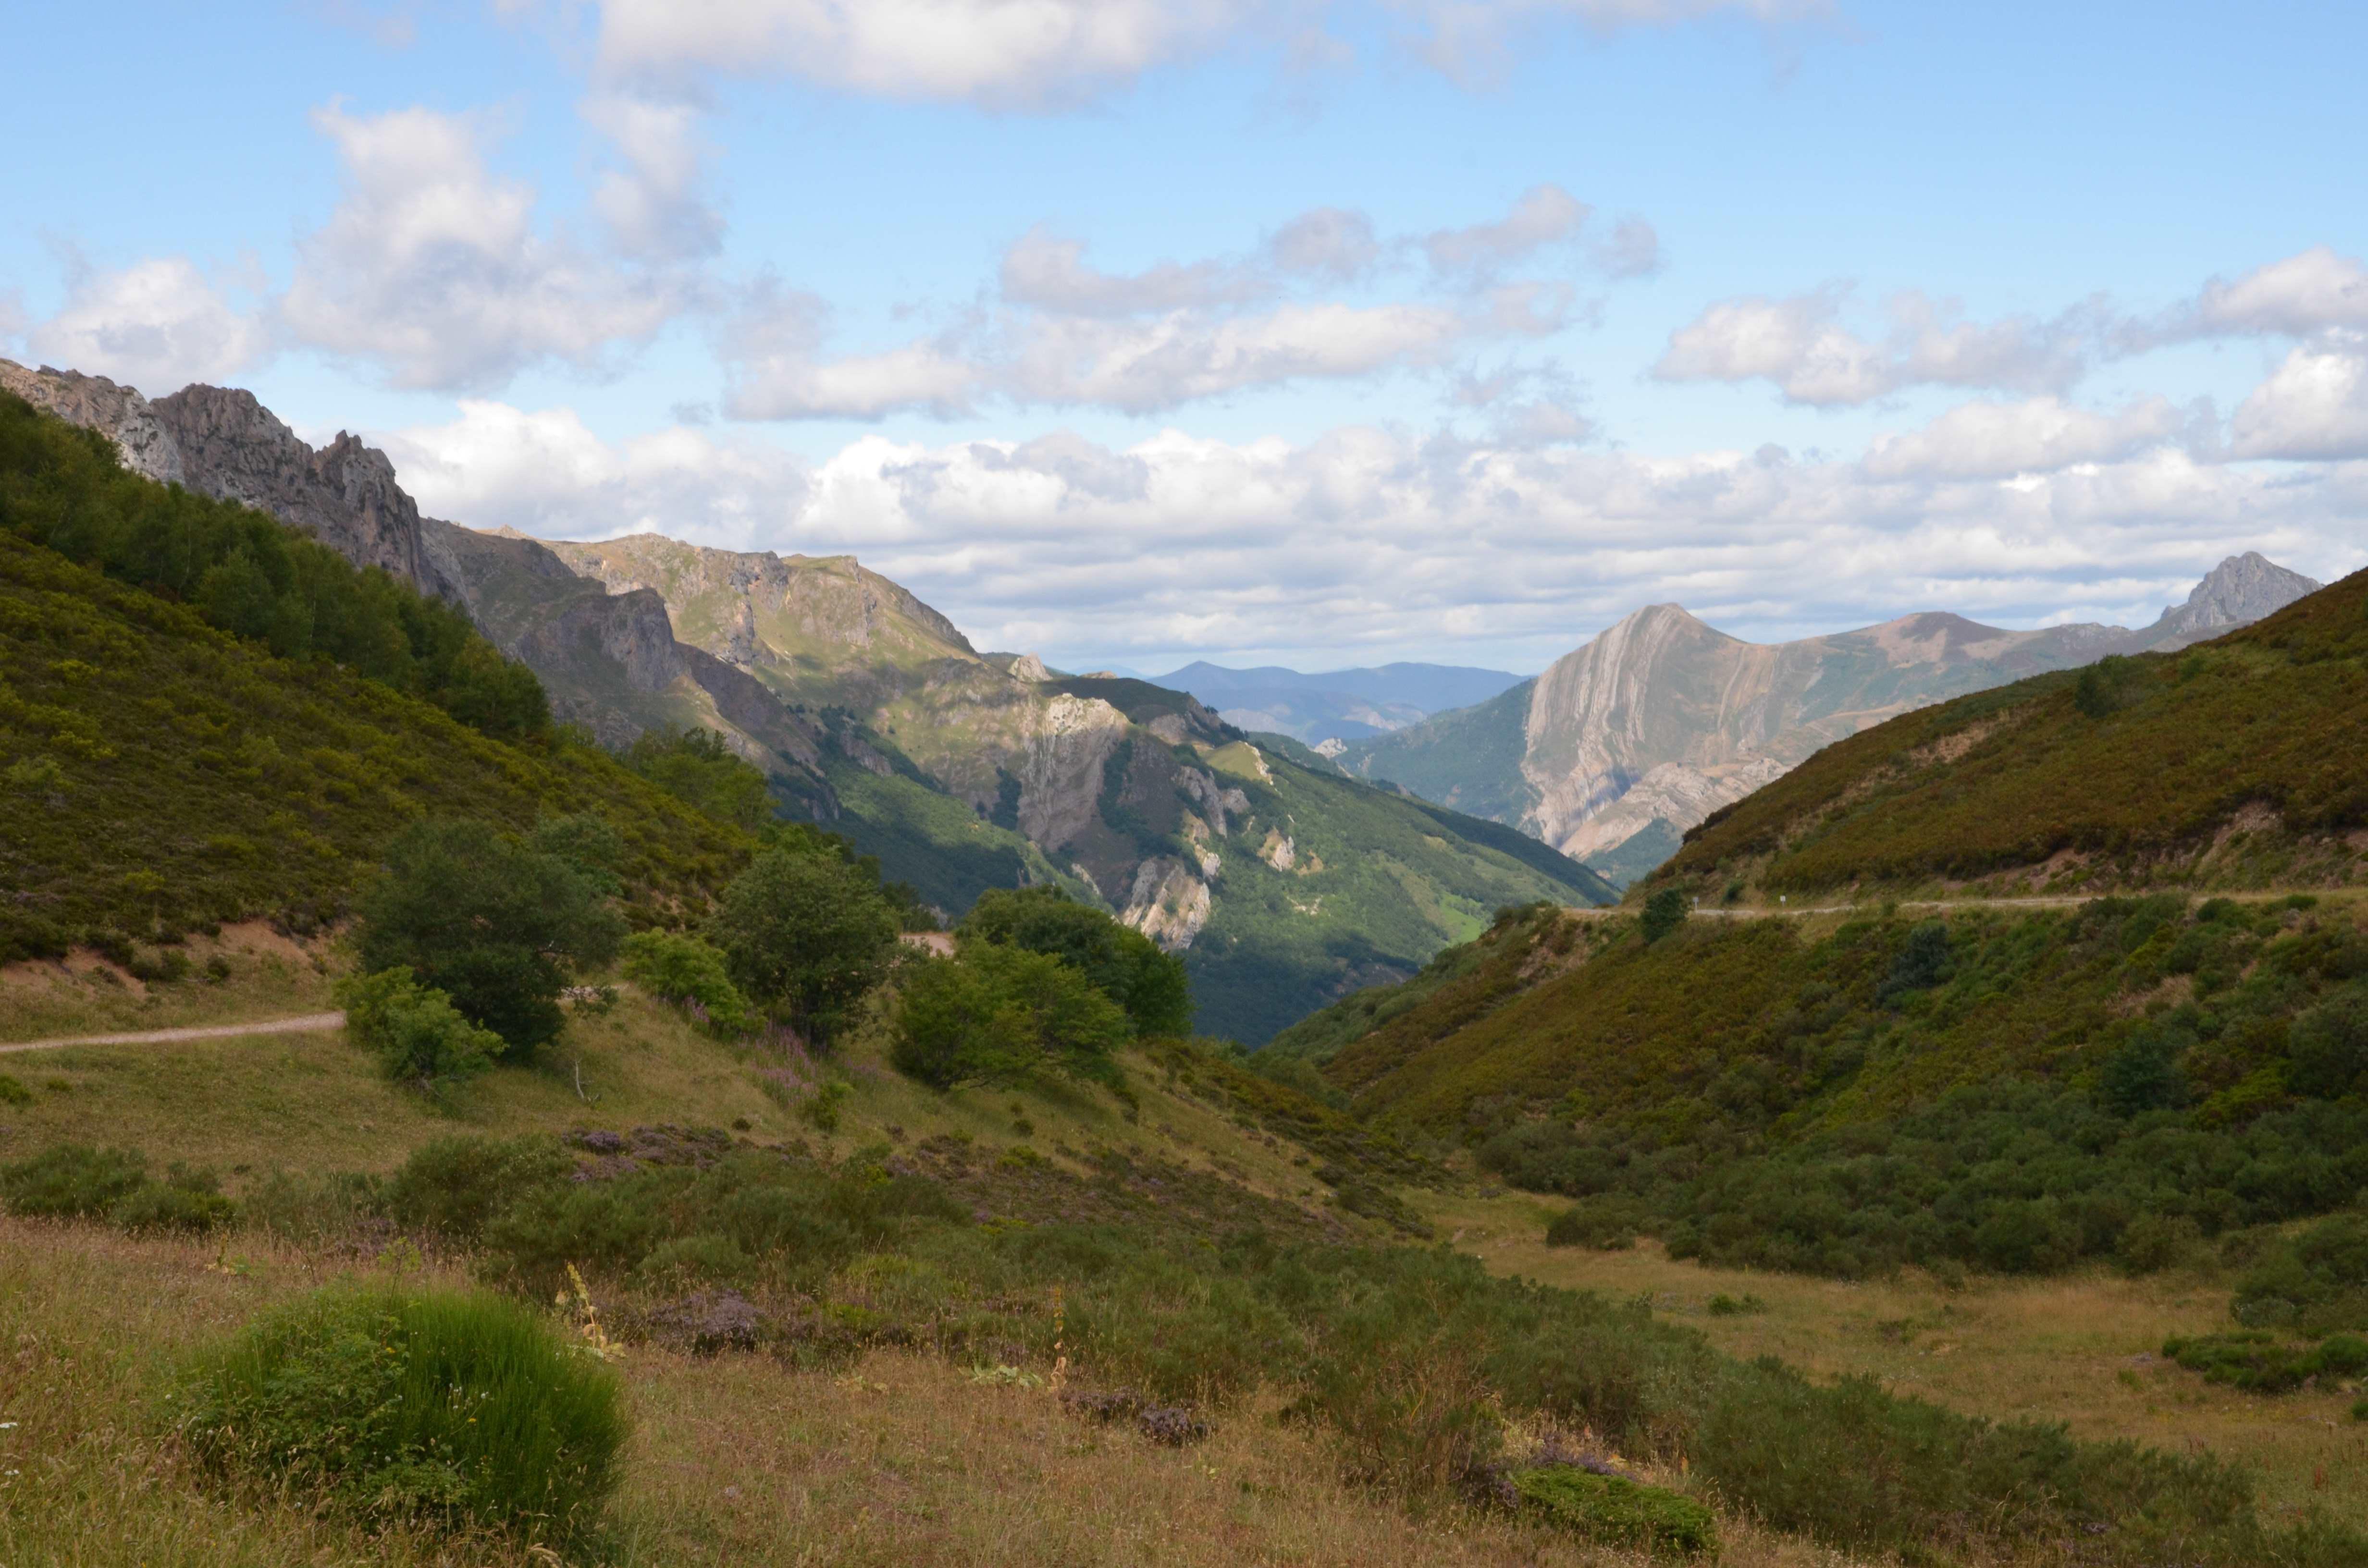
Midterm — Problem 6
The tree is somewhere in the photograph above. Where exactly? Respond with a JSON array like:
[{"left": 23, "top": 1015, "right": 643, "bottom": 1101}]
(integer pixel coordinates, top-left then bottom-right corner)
[
  {"left": 354, "top": 819, "right": 624, "bottom": 1060},
  {"left": 960, "top": 885, "right": 1192, "bottom": 1036},
  {"left": 623, "top": 728, "right": 774, "bottom": 831},
  {"left": 890, "top": 944, "right": 1130, "bottom": 1090},
  {"left": 1640, "top": 886, "right": 1689, "bottom": 945},
  {"left": 709, "top": 845, "right": 900, "bottom": 1043},
  {"left": 619, "top": 930, "right": 755, "bottom": 1036}
]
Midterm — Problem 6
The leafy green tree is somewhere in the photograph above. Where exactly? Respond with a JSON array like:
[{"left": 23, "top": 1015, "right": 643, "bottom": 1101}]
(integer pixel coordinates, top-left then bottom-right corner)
[
  {"left": 890, "top": 944, "right": 1130, "bottom": 1089},
  {"left": 335, "top": 967, "right": 502, "bottom": 1092},
  {"left": 1640, "top": 886, "right": 1689, "bottom": 944},
  {"left": 624, "top": 728, "right": 774, "bottom": 831},
  {"left": 960, "top": 885, "right": 1192, "bottom": 1036},
  {"left": 531, "top": 814, "right": 625, "bottom": 896},
  {"left": 709, "top": 845, "right": 900, "bottom": 1043},
  {"left": 619, "top": 931, "right": 755, "bottom": 1035},
  {"left": 355, "top": 819, "right": 624, "bottom": 1060}
]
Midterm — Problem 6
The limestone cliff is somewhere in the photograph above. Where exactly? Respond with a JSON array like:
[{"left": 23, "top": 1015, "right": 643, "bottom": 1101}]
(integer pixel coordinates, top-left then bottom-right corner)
[{"left": 0, "top": 360, "right": 184, "bottom": 484}]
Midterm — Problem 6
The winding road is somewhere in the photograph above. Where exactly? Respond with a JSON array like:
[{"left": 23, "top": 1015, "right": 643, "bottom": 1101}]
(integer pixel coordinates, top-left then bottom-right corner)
[{"left": 0, "top": 1012, "right": 346, "bottom": 1055}]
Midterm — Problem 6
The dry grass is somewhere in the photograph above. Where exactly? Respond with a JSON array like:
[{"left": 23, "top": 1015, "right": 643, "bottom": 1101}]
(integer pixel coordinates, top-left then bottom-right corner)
[
  {"left": 1423, "top": 1188, "right": 2368, "bottom": 1533},
  {"left": 0, "top": 1218, "right": 1868, "bottom": 1568}
]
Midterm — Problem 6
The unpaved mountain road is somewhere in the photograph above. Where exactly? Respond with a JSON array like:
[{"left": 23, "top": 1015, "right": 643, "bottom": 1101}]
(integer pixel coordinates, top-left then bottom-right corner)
[
  {"left": 0, "top": 1011, "right": 346, "bottom": 1055},
  {"left": 1567, "top": 889, "right": 2341, "bottom": 919}
]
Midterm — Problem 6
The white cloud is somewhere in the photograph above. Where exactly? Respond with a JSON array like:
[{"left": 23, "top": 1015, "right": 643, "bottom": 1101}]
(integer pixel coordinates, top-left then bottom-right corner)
[
  {"left": 1423, "top": 183, "right": 1589, "bottom": 276},
  {"left": 2124, "top": 246, "right": 2368, "bottom": 348},
  {"left": 1655, "top": 286, "right": 2092, "bottom": 406},
  {"left": 720, "top": 283, "right": 983, "bottom": 419},
  {"left": 1862, "top": 395, "right": 2188, "bottom": 480},
  {"left": 1268, "top": 208, "right": 1380, "bottom": 282},
  {"left": 390, "top": 398, "right": 2364, "bottom": 666},
  {"left": 2229, "top": 332, "right": 2368, "bottom": 461},
  {"left": 999, "top": 228, "right": 1262, "bottom": 316},
  {"left": 582, "top": 92, "right": 723, "bottom": 262},
  {"left": 591, "top": 0, "right": 1270, "bottom": 108},
  {"left": 25, "top": 257, "right": 270, "bottom": 395},
  {"left": 1388, "top": 0, "right": 1835, "bottom": 82},
  {"left": 281, "top": 104, "right": 688, "bottom": 390}
]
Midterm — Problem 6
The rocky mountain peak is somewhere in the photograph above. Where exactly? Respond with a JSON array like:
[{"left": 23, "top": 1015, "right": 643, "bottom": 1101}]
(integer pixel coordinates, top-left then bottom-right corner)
[{"left": 2146, "top": 551, "right": 2323, "bottom": 648}]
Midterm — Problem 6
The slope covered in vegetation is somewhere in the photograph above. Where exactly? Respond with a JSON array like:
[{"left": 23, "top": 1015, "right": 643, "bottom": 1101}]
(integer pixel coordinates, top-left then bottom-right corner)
[
  {"left": 1655, "top": 568, "right": 2368, "bottom": 899},
  {"left": 0, "top": 426, "right": 758, "bottom": 964}
]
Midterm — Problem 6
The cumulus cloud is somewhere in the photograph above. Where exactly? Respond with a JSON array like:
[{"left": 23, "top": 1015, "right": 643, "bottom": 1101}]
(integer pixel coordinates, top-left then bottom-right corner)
[
  {"left": 733, "top": 189, "right": 1611, "bottom": 421},
  {"left": 1862, "top": 395, "right": 2190, "bottom": 480},
  {"left": 1655, "top": 286, "right": 2094, "bottom": 406},
  {"left": 720, "top": 283, "right": 982, "bottom": 419},
  {"left": 2123, "top": 245, "right": 2368, "bottom": 349},
  {"left": 582, "top": 92, "right": 723, "bottom": 262},
  {"left": 1388, "top": 0, "right": 1835, "bottom": 82},
  {"left": 281, "top": 104, "right": 688, "bottom": 390},
  {"left": 25, "top": 257, "right": 270, "bottom": 394},
  {"left": 387, "top": 398, "right": 2362, "bottom": 665},
  {"left": 1423, "top": 184, "right": 1589, "bottom": 276},
  {"left": 2229, "top": 332, "right": 2368, "bottom": 461}
]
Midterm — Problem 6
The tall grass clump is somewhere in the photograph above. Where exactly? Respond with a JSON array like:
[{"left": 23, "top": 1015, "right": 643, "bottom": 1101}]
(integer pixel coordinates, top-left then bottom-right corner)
[{"left": 171, "top": 1285, "right": 625, "bottom": 1543}]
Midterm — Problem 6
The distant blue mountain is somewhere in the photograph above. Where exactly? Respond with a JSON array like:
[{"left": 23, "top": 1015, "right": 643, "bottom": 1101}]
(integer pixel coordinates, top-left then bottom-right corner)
[{"left": 1152, "top": 660, "right": 1527, "bottom": 746}]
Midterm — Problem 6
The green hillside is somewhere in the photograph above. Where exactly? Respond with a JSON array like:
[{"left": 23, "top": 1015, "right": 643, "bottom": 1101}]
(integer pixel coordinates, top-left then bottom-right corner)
[
  {"left": 1336, "top": 679, "right": 1536, "bottom": 824},
  {"left": 0, "top": 410, "right": 755, "bottom": 963},
  {"left": 1657, "top": 568, "right": 2368, "bottom": 899}
]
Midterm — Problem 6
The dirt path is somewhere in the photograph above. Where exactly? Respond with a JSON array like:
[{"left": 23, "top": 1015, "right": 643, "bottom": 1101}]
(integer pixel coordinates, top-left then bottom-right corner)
[
  {"left": 1572, "top": 889, "right": 2331, "bottom": 920},
  {"left": 0, "top": 1012, "right": 346, "bottom": 1055}
]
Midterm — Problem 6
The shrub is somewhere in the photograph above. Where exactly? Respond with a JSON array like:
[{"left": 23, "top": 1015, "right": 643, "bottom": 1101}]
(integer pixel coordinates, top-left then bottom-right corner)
[
  {"left": 1546, "top": 1205, "right": 1637, "bottom": 1250},
  {"left": 0, "top": 1143, "right": 233, "bottom": 1231},
  {"left": 710, "top": 845, "right": 900, "bottom": 1043},
  {"left": 355, "top": 819, "right": 625, "bottom": 1059},
  {"left": 0, "top": 1073, "right": 30, "bottom": 1106},
  {"left": 890, "top": 945, "right": 1130, "bottom": 1089},
  {"left": 1513, "top": 1465, "right": 1717, "bottom": 1557},
  {"left": 172, "top": 1286, "right": 624, "bottom": 1542},
  {"left": 334, "top": 968, "right": 503, "bottom": 1091},
  {"left": 380, "top": 1134, "right": 575, "bottom": 1241},
  {"left": 1640, "top": 887, "right": 1688, "bottom": 945},
  {"left": 619, "top": 930, "right": 756, "bottom": 1035}
]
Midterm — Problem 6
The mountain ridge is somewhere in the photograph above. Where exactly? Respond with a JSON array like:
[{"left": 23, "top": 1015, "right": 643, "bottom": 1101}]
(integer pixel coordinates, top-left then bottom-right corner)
[{"left": 1341, "top": 554, "right": 2321, "bottom": 885}]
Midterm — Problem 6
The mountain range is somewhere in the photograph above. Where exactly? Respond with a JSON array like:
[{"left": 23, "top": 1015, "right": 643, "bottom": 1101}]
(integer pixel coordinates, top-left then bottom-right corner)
[
  {"left": 1333, "top": 554, "right": 2321, "bottom": 885},
  {"left": 0, "top": 359, "right": 1612, "bottom": 1042},
  {"left": 1153, "top": 661, "right": 1527, "bottom": 747}
]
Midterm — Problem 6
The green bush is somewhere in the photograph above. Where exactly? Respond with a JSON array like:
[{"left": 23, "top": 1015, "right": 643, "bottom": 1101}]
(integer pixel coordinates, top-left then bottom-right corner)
[
  {"left": 960, "top": 885, "right": 1193, "bottom": 1036},
  {"left": 890, "top": 944, "right": 1131, "bottom": 1089},
  {"left": 1545, "top": 1204, "right": 1636, "bottom": 1250},
  {"left": 2230, "top": 1215, "right": 2368, "bottom": 1335},
  {"left": 1640, "top": 887, "right": 1688, "bottom": 945},
  {"left": 1512, "top": 1465, "right": 1716, "bottom": 1557},
  {"left": 619, "top": 930, "right": 756, "bottom": 1035},
  {"left": 623, "top": 728, "right": 774, "bottom": 832},
  {"left": 0, "top": 1073, "right": 30, "bottom": 1106},
  {"left": 0, "top": 1143, "right": 232, "bottom": 1230},
  {"left": 356, "top": 818, "right": 625, "bottom": 1059},
  {"left": 380, "top": 1134, "right": 576, "bottom": 1241},
  {"left": 334, "top": 968, "right": 502, "bottom": 1091},
  {"left": 172, "top": 1286, "right": 624, "bottom": 1542},
  {"left": 710, "top": 844, "right": 900, "bottom": 1043}
]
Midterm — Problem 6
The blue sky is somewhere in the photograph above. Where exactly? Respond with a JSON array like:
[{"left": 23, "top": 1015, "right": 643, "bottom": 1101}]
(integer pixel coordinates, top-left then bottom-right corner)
[{"left": 5, "top": 0, "right": 2366, "bottom": 673}]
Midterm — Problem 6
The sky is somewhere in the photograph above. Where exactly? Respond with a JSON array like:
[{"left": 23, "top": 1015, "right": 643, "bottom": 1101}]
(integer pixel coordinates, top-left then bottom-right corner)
[{"left": 4, "top": 0, "right": 2366, "bottom": 675}]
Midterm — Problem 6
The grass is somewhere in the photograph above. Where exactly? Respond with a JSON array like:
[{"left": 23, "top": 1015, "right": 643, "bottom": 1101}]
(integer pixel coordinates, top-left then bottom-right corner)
[
  {"left": 0, "top": 1219, "right": 1866, "bottom": 1568},
  {"left": 0, "top": 921, "right": 334, "bottom": 1042},
  {"left": 1422, "top": 1186, "right": 2368, "bottom": 1536}
]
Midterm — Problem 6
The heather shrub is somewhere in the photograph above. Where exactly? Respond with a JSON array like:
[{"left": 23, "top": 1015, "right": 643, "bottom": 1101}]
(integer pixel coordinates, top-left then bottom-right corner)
[
  {"left": 172, "top": 1286, "right": 624, "bottom": 1542},
  {"left": 380, "top": 1134, "right": 575, "bottom": 1242},
  {"left": 0, "top": 1143, "right": 231, "bottom": 1231}
]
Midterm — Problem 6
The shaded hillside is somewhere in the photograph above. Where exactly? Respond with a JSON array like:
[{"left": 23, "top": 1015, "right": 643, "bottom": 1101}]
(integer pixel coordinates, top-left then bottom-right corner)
[
  {"left": 1657, "top": 567, "right": 2368, "bottom": 899},
  {"left": 1342, "top": 557, "right": 2320, "bottom": 885}
]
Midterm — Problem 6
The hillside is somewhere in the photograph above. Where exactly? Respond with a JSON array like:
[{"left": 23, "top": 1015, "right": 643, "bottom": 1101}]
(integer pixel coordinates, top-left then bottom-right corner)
[
  {"left": 1341, "top": 556, "right": 2322, "bottom": 886},
  {"left": 0, "top": 397, "right": 754, "bottom": 963},
  {"left": 1656, "top": 566, "right": 2368, "bottom": 900}
]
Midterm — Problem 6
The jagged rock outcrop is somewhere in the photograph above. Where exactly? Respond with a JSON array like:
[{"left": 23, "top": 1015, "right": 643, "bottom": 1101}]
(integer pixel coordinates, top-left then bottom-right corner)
[
  {"left": 149, "top": 384, "right": 470, "bottom": 604},
  {"left": 0, "top": 360, "right": 185, "bottom": 484},
  {"left": 1121, "top": 857, "right": 1212, "bottom": 951}
]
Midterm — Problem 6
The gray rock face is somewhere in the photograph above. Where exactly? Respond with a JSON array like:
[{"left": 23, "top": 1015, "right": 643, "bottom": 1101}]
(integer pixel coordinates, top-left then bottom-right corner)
[
  {"left": 149, "top": 384, "right": 469, "bottom": 604},
  {"left": 2138, "top": 552, "right": 2322, "bottom": 651},
  {"left": 0, "top": 358, "right": 185, "bottom": 485}
]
